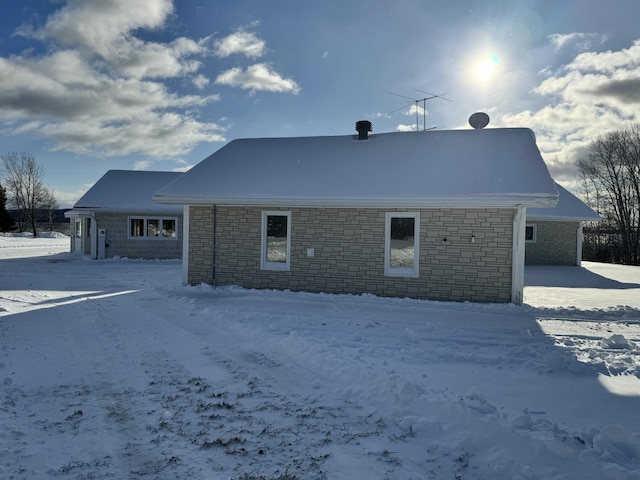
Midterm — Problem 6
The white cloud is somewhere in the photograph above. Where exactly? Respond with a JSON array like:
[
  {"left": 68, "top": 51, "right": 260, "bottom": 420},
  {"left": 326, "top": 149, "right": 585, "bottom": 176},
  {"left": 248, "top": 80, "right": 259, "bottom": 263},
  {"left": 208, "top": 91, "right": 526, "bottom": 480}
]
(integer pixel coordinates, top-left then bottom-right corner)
[
  {"left": 215, "top": 63, "right": 300, "bottom": 94},
  {"left": 501, "top": 38, "right": 640, "bottom": 182},
  {"left": 133, "top": 160, "right": 152, "bottom": 170},
  {"left": 214, "top": 29, "right": 266, "bottom": 59},
  {"left": 0, "top": 0, "right": 225, "bottom": 158},
  {"left": 548, "top": 32, "right": 608, "bottom": 52},
  {"left": 192, "top": 74, "right": 210, "bottom": 89}
]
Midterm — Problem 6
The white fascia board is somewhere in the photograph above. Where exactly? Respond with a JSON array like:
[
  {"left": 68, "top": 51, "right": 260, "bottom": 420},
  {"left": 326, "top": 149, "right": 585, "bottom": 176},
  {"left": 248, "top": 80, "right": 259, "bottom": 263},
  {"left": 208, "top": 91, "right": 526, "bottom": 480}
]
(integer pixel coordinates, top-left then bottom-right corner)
[
  {"left": 73, "top": 206, "right": 182, "bottom": 214},
  {"left": 527, "top": 214, "right": 602, "bottom": 222},
  {"left": 153, "top": 194, "right": 558, "bottom": 209}
]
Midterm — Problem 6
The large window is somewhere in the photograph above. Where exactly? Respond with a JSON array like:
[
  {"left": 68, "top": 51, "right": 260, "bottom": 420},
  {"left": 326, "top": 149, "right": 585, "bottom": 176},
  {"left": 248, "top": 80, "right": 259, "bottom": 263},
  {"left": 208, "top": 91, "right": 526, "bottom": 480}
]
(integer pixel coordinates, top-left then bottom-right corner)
[
  {"left": 128, "top": 217, "right": 178, "bottom": 239},
  {"left": 385, "top": 212, "right": 420, "bottom": 277},
  {"left": 261, "top": 211, "right": 291, "bottom": 271}
]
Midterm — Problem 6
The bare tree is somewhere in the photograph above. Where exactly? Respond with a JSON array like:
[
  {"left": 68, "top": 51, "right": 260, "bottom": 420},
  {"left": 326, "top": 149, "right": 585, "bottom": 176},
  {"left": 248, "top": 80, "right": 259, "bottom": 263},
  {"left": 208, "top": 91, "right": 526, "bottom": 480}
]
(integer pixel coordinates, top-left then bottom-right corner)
[
  {"left": 0, "top": 152, "right": 48, "bottom": 237},
  {"left": 39, "top": 187, "right": 59, "bottom": 232},
  {"left": 578, "top": 124, "right": 640, "bottom": 264}
]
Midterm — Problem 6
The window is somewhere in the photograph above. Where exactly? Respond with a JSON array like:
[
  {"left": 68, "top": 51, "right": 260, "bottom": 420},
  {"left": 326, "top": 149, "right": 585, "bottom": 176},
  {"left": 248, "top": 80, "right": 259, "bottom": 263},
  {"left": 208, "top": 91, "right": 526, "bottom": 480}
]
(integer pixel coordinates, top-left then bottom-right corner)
[
  {"left": 261, "top": 211, "right": 291, "bottom": 271},
  {"left": 385, "top": 212, "right": 420, "bottom": 277},
  {"left": 128, "top": 216, "right": 178, "bottom": 239},
  {"left": 525, "top": 224, "right": 537, "bottom": 243},
  {"left": 75, "top": 220, "right": 82, "bottom": 238}
]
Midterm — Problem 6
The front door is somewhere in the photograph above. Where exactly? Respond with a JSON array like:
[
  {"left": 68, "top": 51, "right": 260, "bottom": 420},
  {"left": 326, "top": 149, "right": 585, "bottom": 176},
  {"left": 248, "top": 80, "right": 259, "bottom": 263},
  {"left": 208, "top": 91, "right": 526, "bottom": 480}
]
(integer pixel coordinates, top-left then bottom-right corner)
[{"left": 73, "top": 219, "right": 83, "bottom": 253}]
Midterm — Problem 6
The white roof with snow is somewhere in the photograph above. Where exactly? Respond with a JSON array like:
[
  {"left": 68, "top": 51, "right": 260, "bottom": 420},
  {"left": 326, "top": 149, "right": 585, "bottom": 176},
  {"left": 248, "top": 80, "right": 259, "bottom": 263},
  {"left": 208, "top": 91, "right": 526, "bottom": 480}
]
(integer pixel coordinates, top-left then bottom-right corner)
[
  {"left": 71, "top": 170, "right": 183, "bottom": 213},
  {"left": 154, "top": 128, "right": 559, "bottom": 208},
  {"left": 527, "top": 183, "right": 601, "bottom": 222}
]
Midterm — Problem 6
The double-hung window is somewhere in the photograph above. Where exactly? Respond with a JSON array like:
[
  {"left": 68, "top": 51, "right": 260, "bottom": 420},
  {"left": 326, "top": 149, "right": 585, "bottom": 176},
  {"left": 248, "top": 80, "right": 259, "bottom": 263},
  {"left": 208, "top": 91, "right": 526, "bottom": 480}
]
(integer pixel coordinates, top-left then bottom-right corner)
[
  {"left": 385, "top": 212, "right": 420, "bottom": 277},
  {"left": 128, "top": 217, "right": 178, "bottom": 239},
  {"left": 261, "top": 211, "right": 291, "bottom": 271}
]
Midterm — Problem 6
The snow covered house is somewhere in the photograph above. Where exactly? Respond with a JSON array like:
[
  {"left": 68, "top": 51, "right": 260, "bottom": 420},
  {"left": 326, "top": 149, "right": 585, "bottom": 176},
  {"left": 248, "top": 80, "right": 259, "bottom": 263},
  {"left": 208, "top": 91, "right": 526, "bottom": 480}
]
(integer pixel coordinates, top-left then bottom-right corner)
[
  {"left": 65, "top": 170, "right": 183, "bottom": 259},
  {"left": 153, "top": 123, "right": 558, "bottom": 304},
  {"left": 525, "top": 183, "right": 600, "bottom": 266}
]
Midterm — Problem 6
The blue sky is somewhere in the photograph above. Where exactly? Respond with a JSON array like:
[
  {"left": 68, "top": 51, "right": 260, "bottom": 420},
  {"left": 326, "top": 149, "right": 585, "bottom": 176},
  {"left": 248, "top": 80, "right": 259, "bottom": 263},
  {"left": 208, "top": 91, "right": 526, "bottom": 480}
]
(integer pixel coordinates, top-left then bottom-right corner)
[{"left": 0, "top": 0, "right": 639, "bottom": 207}]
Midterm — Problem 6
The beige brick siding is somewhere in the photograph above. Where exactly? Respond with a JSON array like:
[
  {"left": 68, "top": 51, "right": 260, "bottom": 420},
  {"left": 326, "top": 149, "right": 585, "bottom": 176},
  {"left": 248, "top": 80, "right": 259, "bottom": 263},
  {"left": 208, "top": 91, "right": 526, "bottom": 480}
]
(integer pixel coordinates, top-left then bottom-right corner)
[
  {"left": 187, "top": 206, "right": 215, "bottom": 284},
  {"left": 187, "top": 205, "right": 515, "bottom": 303},
  {"left": 525, "top": 221, "right": 579, "bottom": 265},
  {"left": 94, "top": 212, "right": 182, "bottom": 259}
]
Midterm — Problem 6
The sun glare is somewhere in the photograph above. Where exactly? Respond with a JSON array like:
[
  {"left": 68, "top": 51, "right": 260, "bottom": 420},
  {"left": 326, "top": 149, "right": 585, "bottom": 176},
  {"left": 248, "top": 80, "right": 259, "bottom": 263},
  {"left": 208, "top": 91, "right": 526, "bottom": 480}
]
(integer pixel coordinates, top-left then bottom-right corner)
[{"left": 474, "top": 54, "right": 500, "bottom": 81}]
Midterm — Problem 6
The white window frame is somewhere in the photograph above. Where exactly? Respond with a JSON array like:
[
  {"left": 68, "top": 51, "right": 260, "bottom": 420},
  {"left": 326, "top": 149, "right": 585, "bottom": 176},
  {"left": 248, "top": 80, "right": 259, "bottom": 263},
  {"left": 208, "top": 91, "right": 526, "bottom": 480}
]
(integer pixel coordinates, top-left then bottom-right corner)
[
  {"left": 525, "top": 223, "right": 537, "bottom": 243},
  {"left": 384, "top": 212, "right": 420, "bottom": 278},
  {"left": 128, "top": 216, "right": 179, "bottom": 240},
  {"left": 261, "top": 211, "right": 291, "bottom": 271}
]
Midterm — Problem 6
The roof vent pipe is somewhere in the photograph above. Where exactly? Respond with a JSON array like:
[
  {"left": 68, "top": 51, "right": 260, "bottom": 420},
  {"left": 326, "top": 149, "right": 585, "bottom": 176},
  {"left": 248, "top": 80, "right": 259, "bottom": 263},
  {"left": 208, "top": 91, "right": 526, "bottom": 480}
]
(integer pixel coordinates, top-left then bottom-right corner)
[{"left": 355, "top": 120, "right": 372, "bottom": 140}]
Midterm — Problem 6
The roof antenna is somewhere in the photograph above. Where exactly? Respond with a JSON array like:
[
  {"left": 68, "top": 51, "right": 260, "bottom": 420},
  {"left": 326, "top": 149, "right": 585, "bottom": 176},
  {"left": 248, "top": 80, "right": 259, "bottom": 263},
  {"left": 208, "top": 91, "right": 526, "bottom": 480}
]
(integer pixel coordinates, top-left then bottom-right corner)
[{"left": 387, "top": 90, "right": 452, "bottom": 131}]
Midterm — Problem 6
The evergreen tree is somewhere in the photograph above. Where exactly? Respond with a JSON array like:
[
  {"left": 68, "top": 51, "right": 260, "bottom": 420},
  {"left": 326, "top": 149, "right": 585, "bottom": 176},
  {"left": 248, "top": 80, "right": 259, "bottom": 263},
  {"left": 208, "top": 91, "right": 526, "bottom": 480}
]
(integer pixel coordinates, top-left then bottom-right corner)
[{"left": 0, "top": 182, "right": 15, "bottom": 232}]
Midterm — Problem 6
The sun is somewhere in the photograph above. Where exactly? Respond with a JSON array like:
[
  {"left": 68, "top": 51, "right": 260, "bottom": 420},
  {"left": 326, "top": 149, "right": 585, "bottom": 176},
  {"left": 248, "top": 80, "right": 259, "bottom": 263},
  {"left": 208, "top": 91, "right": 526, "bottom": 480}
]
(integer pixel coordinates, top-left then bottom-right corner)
[{"left": 474, "top": 54, "right": 501, "bottom": 81}]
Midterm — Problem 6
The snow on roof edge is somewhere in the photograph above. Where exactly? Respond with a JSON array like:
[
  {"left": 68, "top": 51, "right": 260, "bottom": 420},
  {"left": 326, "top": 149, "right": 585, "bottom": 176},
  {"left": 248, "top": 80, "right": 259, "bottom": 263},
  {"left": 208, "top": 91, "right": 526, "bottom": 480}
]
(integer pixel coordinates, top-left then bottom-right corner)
[{"left": 152, "top": 193, "right": 558, "bottom": 209}]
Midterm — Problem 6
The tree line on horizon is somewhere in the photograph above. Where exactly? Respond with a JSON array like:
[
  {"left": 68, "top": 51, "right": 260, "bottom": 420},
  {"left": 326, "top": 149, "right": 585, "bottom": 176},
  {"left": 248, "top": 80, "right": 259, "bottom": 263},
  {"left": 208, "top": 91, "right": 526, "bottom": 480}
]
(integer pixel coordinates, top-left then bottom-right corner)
[
  {"left": 0, "top": 152, "right": 59, "bottom": 236},
  {"left": 578, "top": 123, "right": 640, "bottom": 266}
]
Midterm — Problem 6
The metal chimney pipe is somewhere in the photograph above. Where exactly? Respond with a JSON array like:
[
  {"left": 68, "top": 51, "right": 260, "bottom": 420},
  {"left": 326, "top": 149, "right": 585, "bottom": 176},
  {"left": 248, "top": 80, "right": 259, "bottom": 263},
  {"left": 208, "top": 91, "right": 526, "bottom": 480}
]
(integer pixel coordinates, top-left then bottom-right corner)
[{"left": 355, "top": 120, "right": 372, "bottom": 140}]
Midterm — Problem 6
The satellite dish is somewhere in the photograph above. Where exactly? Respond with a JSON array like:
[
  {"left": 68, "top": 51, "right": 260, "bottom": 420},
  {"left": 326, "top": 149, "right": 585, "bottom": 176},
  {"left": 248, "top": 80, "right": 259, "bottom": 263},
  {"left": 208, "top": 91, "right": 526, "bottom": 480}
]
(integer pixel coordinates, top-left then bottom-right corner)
[{"left": 469, "top": 112, "right": 490, "bottom": 129}]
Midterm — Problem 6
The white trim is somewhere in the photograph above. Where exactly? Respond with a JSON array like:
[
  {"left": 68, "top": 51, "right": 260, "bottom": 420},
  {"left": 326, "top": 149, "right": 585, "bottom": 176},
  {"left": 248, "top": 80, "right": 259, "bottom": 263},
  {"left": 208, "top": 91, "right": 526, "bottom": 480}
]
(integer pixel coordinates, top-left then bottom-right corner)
[
  {"left": 182, "top": 205, "right": 190, "bottom": 285},
  {"left": 153, "top": 195, "right": 558, "bottom": 209},
  {"left": 511, "top": 207, "right": 526, "bottom": 305},
  {"left": 261, "top": 211, "right": 291, "bottom": 271},
  {"left": 384, "top": 212, "right": 420, "bottom": 278}
]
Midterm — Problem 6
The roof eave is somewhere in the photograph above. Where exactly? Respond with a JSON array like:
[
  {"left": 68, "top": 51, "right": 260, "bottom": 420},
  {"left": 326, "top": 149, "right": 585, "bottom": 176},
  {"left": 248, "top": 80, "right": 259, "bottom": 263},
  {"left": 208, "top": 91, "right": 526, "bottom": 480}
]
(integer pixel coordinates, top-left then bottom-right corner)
[
  {"left": 69, "top": 206, "right": 183, "bottom": 214},
  {"left": 153, "top": 194, "right": 558, "bottom": 209},
  {"left": 527, "top": 215, "right": 602, "bottom": 222}
]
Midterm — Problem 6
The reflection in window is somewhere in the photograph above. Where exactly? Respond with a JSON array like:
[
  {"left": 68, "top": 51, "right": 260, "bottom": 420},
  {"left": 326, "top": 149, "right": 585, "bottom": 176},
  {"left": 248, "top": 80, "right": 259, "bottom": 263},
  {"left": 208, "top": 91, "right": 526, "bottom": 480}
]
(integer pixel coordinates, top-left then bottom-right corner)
[
  {"left": 129, "top": 217, "right": 178, "bottom": 239},
  {"left": 385, "top": 212, "right": 420, "bottom": 277},
  {"left": 390, "top": 217, "right": 415, "bottom": 268},
  {"left": 162, "top": 219, "right": 176, "bottom": 237},
  {"left": 147, "top": 219, "right": 160, "bottom": 237},
  {"left": 261, "top": 211, "right": 291, "bottom": 270},
  {"left": 267, "top": 215, "right": 288, "bottom": 263},
  {"left": 130, "top": 218, "right": 144, "bottom": 237}
]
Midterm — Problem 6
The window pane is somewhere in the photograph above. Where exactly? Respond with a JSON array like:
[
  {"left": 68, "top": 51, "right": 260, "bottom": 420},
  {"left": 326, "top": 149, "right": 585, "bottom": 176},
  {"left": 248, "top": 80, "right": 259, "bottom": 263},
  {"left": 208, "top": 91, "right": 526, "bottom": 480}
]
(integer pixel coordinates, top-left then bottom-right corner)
[
  {"left": 75, "top": 221, "right": 82, "bottom": 238},
  {"left": 266, "top": 215, "right": 288, "bottom": 263},
  {"left": 162, "top": 219, "right": 176, "bottom": 237},
  {"left": 525, "top": 226, "right": 534, "bottom": 241},
  {"left": 147, "top": 219, "right": 160, "bottom": 237},
  {"left": 390, "top": 217, "right": 415, "bottom": 268},
  {"left": 130, "top": 218, "right": 144, "bottom": 237}
]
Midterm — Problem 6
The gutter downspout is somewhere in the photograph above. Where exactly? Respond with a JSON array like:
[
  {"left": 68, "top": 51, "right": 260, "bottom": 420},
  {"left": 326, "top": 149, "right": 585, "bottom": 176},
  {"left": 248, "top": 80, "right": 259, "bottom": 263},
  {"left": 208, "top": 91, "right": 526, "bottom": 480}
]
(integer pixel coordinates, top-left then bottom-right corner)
[
  {"left": 182, "top": 205, "right": 189, "bottom": 285},
  {"left": 576, "top": 221, "right": 584, "bottom": 266},
  {"left": 89, "top": 212, "right": 97, "bottom": 259},
  {"left": 511, "top": 206, "right": 526, "bottom": 305}
]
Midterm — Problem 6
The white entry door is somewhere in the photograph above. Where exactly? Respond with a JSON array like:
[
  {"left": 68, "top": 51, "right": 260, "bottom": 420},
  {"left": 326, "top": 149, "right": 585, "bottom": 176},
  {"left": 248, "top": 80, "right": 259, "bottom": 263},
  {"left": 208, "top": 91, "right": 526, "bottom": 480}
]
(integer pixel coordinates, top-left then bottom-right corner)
[{"left": 73, "top": 220, "right": 83, "bottom": 253}]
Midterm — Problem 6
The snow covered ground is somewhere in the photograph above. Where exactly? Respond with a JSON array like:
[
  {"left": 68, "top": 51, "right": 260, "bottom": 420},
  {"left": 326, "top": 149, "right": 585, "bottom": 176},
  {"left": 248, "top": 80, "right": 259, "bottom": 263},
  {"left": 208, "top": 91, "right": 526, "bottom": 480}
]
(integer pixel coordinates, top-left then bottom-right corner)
[{"left": 1, "top": 234, "right": 640, "bottom": 479}]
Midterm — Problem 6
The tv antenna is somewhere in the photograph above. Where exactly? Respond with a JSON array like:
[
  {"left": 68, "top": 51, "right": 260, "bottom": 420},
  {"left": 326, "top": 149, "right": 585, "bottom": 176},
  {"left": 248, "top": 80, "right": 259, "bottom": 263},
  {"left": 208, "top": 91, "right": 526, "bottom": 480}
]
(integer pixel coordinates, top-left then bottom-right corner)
[{"left": 387, "top": 89, "right": 452, "bottom": 131}]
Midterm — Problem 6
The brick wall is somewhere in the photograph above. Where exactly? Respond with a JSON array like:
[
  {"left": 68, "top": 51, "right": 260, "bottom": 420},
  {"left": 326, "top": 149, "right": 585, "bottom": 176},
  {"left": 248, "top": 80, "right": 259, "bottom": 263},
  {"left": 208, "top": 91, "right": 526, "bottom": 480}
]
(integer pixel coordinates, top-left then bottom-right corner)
[
  {"left": 187, "top": 206, "right": 214, "bottom": 284},
  {"left": 95, "top": 212, "right": 183, "bottom": 259},
  {"left": 187, "top": 205, "right": 515, "bottom": 303},
  {"left": 525, "top": 221, "right": 578, "bottom": 265}
]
